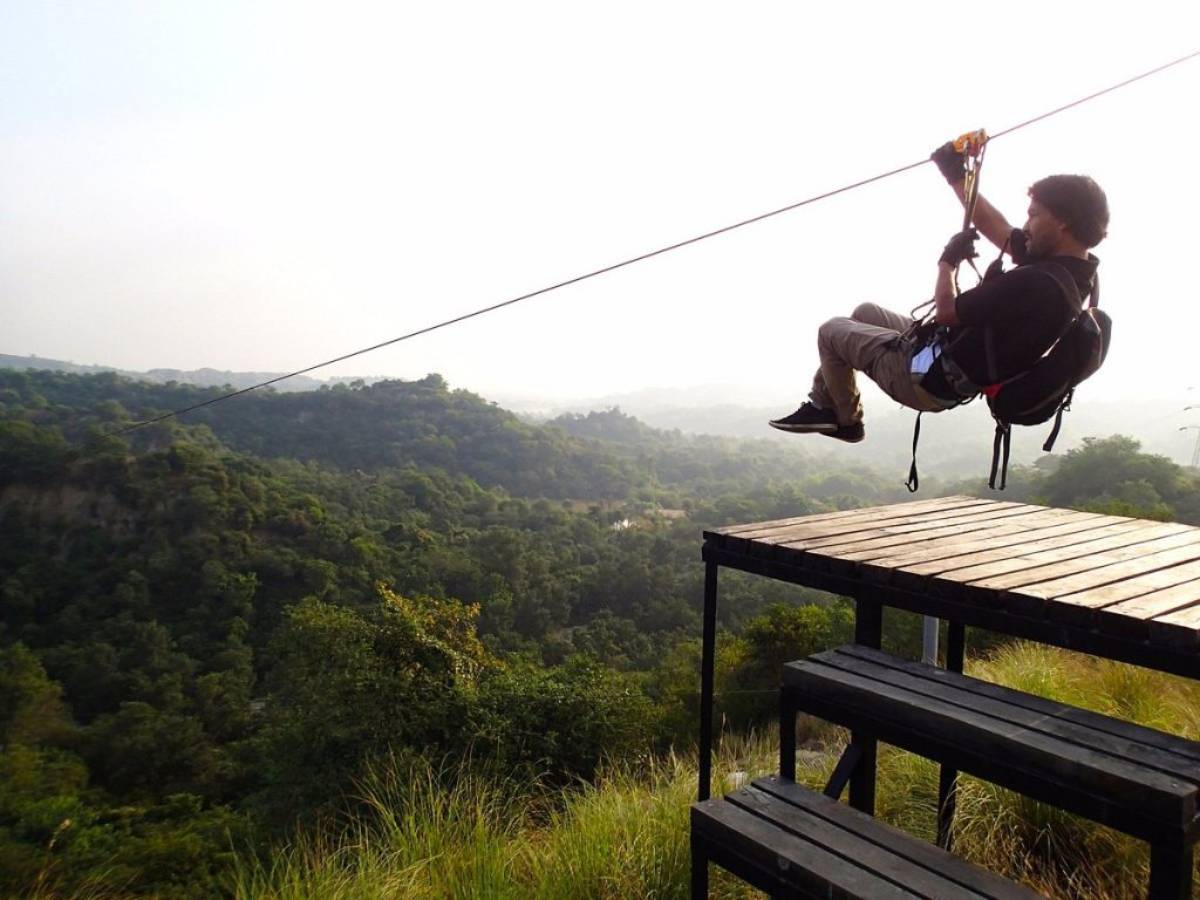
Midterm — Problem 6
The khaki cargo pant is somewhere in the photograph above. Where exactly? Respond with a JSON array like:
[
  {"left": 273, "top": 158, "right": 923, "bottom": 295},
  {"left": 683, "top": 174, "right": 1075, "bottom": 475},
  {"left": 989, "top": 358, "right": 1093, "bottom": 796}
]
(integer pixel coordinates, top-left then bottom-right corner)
[{"left": 809, "top": 302, "right": 950, "bottom": 426}]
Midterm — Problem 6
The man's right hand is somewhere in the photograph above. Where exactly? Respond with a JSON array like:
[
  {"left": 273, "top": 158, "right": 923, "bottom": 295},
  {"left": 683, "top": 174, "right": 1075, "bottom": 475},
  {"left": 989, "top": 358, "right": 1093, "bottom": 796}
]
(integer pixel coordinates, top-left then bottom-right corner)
[{"left": 931, "top": 141, "right": 966, "bottom": 185}]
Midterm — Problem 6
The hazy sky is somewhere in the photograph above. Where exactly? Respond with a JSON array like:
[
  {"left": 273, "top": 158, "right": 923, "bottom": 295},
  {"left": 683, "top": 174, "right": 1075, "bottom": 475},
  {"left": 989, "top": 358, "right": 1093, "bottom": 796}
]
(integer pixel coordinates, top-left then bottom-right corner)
[{"left": 3, "top": 2, "right": 1199, "bottom": 409}]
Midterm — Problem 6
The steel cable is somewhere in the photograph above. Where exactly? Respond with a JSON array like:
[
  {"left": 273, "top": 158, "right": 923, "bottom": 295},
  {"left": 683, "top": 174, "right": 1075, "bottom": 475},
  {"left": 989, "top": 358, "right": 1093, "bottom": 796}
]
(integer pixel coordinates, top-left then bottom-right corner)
[{"left": 110, "top": 48, "right": 1200, "bottom": 436}]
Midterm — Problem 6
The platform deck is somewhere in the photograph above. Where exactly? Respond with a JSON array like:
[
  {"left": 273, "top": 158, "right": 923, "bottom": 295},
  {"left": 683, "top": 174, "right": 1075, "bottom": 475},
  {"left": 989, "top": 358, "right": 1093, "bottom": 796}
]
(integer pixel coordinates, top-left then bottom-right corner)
[{"left": 703, "top": 496, "right": 1200, "bottom": 673}]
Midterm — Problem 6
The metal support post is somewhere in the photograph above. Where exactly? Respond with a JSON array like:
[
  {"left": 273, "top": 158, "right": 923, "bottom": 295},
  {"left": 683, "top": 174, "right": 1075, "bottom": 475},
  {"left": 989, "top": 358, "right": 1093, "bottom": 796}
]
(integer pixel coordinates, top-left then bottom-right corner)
[{"left": 698, "top": 559, "right": 718, "bottom": 802}]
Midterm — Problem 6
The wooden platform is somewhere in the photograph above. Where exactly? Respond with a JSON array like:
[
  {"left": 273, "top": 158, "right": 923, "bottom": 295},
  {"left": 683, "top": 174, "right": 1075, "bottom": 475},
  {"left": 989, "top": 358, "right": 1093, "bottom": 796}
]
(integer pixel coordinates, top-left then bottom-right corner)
[{"left": 702, "top": 496, "right": 1200, "bottom": 678}]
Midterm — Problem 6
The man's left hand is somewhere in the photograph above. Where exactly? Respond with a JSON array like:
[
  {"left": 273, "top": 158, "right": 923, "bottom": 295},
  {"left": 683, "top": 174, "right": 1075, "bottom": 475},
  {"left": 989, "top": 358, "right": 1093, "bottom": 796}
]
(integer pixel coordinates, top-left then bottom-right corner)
[{"left": 939, "top": 228, "right": 979, "bottom": 267}]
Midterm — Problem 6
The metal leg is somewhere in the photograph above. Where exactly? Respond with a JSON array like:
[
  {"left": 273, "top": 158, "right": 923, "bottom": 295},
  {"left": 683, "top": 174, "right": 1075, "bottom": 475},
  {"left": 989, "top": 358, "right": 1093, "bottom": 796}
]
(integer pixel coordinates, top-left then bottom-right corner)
[
  {"left": 936, "top": 766, "right": 958, "bottom": 850},
  {"left": 848, "top": 738, "right": 877, "bottom": 814},
  {"left": 699, "top": 559, "right": 718, "bottom": 802},
  {"left": 937, "top": 622, "right": 966, "bottom": 849},
  {"left": 850, "top": 596, "right": 882, "bottom": 814},
  {"left": 1148, "top": 843, "right": 1193, "bottom": 900},
  {"left": 855, "top": 596, "right": 883, "bottom": 649},
  {"left": 690, "top": 834, "right": 709, "bottom": 899},
  {"left": 921, "top": 615, "right": 939, "bottom": 665},
  {"left": 945, "top": 621, "right": 965, "bottom": 672},
  {"left": 824, "top": 741, "right": 864, "bottom": 800},
  {"left": 780, "top": 690, "right": 797, "bottom": 781}
]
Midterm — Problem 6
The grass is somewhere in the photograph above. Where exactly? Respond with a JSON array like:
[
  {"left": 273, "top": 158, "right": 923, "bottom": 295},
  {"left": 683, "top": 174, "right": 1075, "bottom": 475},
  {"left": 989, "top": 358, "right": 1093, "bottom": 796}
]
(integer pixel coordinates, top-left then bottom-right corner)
[
  {"left": 231, "top": 738, "right": 776, "bottom": 900},
  {"left": 230, "top": 642, "right": 1200, "bottom": 900}
]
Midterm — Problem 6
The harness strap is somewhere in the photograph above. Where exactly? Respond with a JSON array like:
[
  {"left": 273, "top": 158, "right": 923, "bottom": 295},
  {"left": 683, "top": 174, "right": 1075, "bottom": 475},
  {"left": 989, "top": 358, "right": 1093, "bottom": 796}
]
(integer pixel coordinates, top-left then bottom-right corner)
[
  {"left": 979, "top": 261, "right": 1087, "bottom": 397},
  {"left": 1043, "top": 388, "right": 1074, "bottom": 452},
  {"left": 988, "top": 421, "right": 1012, "bottom": 490},
  {"left": 906, "top": 412, "right": 923, "bottom": 493},
  {"left": 984, "top": 326, "right": 1000, "bottom": 385}
]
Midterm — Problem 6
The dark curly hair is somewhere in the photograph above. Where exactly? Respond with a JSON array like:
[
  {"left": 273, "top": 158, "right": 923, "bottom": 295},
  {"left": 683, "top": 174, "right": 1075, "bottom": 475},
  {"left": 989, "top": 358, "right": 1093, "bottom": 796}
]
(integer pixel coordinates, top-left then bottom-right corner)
[{"left": 1028, "top": 175, "right": 1109, "bottom": 248}]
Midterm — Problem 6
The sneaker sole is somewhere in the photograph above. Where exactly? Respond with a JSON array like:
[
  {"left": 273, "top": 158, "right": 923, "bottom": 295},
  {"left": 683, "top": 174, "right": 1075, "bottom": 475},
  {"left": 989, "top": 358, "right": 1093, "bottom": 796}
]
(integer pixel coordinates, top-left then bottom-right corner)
[
  {"left": 768, "top": 420, "right": 838, "bottom": 434},
  {"left": 823, "top": 429, "right": 865, "bottom": 444}
]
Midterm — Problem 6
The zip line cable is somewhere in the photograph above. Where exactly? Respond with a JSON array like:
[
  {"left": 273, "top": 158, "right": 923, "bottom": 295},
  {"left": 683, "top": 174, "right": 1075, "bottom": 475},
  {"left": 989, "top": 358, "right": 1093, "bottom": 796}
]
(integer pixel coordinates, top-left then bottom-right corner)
[
  {"left": 111, "top": 48, "right": 1200, "bottom": 437},
  {"left": 989, "top": 48, "right": 1200, "bottom": 140}
]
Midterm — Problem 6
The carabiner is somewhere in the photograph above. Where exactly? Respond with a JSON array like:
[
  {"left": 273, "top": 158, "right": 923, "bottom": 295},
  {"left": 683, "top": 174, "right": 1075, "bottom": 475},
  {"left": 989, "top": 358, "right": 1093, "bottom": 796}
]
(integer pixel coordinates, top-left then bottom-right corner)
[{"left": 953, "top": 129, "right": 988, "bottom": 158}]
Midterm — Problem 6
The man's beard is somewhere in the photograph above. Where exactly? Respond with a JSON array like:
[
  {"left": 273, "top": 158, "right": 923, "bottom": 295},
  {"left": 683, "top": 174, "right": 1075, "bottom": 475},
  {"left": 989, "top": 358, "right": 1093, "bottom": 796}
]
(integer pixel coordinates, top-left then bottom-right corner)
[{"left": 1023, "top": 234, "right": 1050, "bottom": 260}]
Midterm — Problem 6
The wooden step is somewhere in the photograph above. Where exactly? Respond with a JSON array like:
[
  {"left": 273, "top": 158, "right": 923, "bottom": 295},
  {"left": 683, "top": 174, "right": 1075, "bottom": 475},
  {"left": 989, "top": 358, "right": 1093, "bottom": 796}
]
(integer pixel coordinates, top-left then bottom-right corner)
[
  {"left": 783, "top": 645, "right": 1200, "bottom": 844},
  {"left": 692, "top": 777, "right": 1041, "bottom": 898}
]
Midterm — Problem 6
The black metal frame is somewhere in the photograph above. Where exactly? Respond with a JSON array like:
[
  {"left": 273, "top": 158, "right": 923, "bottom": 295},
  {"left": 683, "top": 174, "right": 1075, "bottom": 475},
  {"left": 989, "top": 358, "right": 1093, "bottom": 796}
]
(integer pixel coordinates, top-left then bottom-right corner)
[{"left": 696, "top": 538, "right": 1200, "bottom": 900}]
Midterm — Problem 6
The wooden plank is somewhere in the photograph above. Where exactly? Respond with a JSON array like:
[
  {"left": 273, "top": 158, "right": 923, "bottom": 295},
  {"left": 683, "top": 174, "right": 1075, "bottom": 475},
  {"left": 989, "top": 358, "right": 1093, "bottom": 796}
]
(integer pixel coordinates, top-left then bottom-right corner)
[
  {"left": 830, "top": 645, "right": 1200, "bottom": 776},
  {"left": 770, "top": 502, "right": 1032, "bottom": 552},
  {"left": 750, "top": 500, "right": 1017, "bottom": 549},
  {"left": 932, "top": 524, "right": 1199, "bottom": 590},
  {"left": 864, "top": 513, "right": 1125, "bottom": 572},
  {"left": 1150, "top": 604, "right": 1200, "bottom": 651},
  {"left": 725, "top": 787, "right": 1002, "bottom": 899},
  {"left": 708, "top": 497, "right": 942, "bottom": 537},
  {"left": 835, "top": 645, "right": 1200, "bottom": 764},
  {"left": 969, "top": 537, "right": 1200, "bottom": 598},
  {"left": 692, "top": 799, "right": 917, "bottom": 899},
  {"left": 897, "top": 520, "right": 1176, "bottom": 607},
  {"left": 750, "top": 778, "right": 1041, "bottom": 899},
  {"left": 805, "top": 518, "right": 1092, "bottom": 582},
  {"left": 825, "top": 508, "right": 1108, "bottom": 566},
  {"left": 713, "top": 505, "right": 995, "bottom": 559},
  {"left": 708, "top": 498, "right": 984, "bottom": 549},
  {"left": 775, "top": 518, "right": 1032, "bottom": 566},
  {"left": 784, "top": 656, "right": 1195, "bottom": 832},
  {"left": 710, "top": 495, "right": 985, "bottom": 539},
  {"left": 1051, "top": 556, "right": 1200, "bottom": 619},
  {"left": 794, "top": 504, "right": 1057, "bottom": 555},
  {"left": 760, "top": 508, "right": 1055, "bottom": 580},
  {"left": 1098, "top": 582, "right": 1200, "bottom": 640}
]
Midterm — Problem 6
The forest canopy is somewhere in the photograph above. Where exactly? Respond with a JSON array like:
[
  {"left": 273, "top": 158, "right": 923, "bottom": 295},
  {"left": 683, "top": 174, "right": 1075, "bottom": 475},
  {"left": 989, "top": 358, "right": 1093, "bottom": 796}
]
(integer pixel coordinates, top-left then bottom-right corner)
[{"left": 2, "top": 368, "right": 1196, "bottom": 896}]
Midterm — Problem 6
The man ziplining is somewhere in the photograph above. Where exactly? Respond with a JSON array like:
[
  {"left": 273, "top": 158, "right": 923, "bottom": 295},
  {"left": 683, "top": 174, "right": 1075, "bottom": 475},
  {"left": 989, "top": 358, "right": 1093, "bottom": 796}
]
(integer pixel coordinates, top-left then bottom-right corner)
[{"left": 768, "top": 137, "right": 1110, "bottom": 444}]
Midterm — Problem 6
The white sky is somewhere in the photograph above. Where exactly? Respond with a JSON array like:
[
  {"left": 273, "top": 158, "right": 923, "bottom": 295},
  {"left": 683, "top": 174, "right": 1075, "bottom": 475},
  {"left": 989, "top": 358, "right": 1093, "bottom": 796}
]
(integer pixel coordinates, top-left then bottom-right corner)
[{"left": 2, "top": 1, "right": 1199, "bottom": 406}]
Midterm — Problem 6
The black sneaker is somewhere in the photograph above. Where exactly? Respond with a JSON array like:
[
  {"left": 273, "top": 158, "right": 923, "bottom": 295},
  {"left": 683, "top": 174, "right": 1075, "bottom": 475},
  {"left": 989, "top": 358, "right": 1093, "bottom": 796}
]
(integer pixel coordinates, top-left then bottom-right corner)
[
  {"left": 824, "top": 422, "right": 865, "bottom": 443},
  {"left": 769, "top": 402, "right": 838, "bottom": 433}
]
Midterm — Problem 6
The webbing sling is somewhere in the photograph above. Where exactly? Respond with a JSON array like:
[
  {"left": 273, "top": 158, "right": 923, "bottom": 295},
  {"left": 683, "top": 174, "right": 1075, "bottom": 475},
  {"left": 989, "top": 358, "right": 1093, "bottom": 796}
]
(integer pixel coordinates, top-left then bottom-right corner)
[
  {"left": 988, "top": 422, "right": 1012, "bottom": 490},
  {"left": 905, "top": 412, "right": 923, "bottom": 492}
]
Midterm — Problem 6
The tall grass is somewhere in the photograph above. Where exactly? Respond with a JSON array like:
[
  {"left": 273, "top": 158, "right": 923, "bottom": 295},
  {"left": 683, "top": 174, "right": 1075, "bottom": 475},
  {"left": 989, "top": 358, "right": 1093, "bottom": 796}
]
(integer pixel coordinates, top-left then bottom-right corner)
[
  {"left": 231, "top": 738, "right": 776, "bottom": 900},
  {"left": 863, "top": 642, "right": 1200, "bottom": 898},
  {"left": 231, "top": 642, "right": 1200, "bottom": 900}
]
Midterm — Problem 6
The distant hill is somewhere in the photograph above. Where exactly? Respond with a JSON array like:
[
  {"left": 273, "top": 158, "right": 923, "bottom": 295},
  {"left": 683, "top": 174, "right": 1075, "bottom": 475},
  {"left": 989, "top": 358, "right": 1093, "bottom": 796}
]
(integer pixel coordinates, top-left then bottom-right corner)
[
  {"left": 8, "top": 353, "right": 1188, "bottom": 477},
  {"left": 525, "top": 383, "right": 1197, "bottom": 475},
  {"left": 0, "top": 352, "right": 366, "bottom": 393},
  {"left": 0, "top": 369, "right": 847, "bottom": 503}
]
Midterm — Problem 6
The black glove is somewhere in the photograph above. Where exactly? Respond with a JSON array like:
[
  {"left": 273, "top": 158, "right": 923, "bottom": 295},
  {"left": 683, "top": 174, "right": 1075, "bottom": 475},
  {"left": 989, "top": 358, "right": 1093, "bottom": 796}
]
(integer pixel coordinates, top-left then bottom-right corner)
[
  {"left": 939, "top": 228, "right": 979, "bottom": 267},
  {"left": 930, "top": 141, "right": 966, "bottom": 185}
]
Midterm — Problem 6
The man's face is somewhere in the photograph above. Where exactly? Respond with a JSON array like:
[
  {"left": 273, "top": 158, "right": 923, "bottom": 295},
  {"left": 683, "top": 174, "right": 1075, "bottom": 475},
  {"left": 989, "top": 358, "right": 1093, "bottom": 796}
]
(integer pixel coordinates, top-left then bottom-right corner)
[{"left": 1022, "top": 198, "right": 1068, "bottom": 259}]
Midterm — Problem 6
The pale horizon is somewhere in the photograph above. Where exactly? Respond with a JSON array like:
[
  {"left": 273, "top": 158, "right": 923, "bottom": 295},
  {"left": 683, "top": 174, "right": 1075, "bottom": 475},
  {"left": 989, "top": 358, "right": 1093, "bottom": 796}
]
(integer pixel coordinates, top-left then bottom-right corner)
[{"left": 4, "top": 2, "right": 1199, "bottom": 404}]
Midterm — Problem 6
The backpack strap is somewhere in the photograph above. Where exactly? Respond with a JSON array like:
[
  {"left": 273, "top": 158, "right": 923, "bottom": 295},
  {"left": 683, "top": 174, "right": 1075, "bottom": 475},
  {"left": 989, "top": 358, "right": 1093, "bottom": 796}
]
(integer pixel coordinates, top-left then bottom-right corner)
[
  {"left": 988, "top": 421, "right": 1012, "bottom": 490},
  {"left": 977, "top": 261, "right": 1080, "bottom": 387},
  {"left": 1043, "top": 388, "right": 1074, "bottom": 452},
  {"left": 906, "top": 411, "right": 923, "bottom": 493},
  {"left": 1035, "top": 261, "right": 1086, "bottom": 314}
]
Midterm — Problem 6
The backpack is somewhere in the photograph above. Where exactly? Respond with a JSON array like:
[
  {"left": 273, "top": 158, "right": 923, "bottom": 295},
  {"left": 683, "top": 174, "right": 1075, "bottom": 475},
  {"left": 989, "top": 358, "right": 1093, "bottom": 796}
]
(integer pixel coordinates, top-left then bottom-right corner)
[
  {"left": 982, "top": 263, "right": 1110, "bottom": 488},
  {"left": 904, "top": 262, "right": 1111, "bottom": 491}
]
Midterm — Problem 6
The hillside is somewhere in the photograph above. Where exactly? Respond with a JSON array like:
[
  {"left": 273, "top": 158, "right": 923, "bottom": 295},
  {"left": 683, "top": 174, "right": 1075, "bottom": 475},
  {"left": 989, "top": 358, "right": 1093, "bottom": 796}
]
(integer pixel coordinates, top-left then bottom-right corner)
[
  {"left": 4, "top": 368, "right": 1200, "bottom": 896},
  {"left": 3, "top": 369, "right": 869, "bottom": 504}
]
